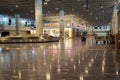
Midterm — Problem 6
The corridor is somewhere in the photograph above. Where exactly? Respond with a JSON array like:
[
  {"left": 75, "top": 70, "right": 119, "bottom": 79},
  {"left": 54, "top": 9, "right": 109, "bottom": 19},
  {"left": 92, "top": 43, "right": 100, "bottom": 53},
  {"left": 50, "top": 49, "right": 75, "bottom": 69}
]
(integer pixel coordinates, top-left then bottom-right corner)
[{"left": 0, "top": 37, "right": 119, "bottom": 80}]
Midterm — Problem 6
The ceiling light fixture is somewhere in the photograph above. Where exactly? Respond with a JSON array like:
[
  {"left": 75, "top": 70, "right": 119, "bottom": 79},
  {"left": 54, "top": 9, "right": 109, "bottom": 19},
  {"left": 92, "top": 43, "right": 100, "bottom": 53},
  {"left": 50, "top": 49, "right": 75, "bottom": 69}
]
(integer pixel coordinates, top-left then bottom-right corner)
[
  {"left": 31, "top": 10, "right": 33, "bottom": 13},
  {"left": 90, "top": 13, "right": 93, "bottom": 15},
  {"left": 83, "top": 5, "right": 87, "bottom": 8},
  {"left": 44, "top": 2, "right": 48, "bottom": 5},
  {"left": 102, "top": 10, "right": 104, "bottom": 12},
  {"left": 26, "top": 13, "right": 28, "bottom": 15},
  {"left": 87, "top": 9, "right": 89, "bottom": 12},
  {"left": 16, "top": 5, "right": 18, "bottom": 8},
  {"left": 101, "top": 6, "right": 103, "bottom": 8},
  {"left": 11, "top": 9, "right": 13, "bottom": 12},
  {"left": 96, "top": 17, "right": 98, "bottom": 20},
  {"left": 55, "top": 8, "right": 59, "bottom": 10},
  {"left": 72, "top": 9, "right": 74, "bottom": 11},
  {"left": 48, "top": 11, "right": 50, "bottom": 13}
]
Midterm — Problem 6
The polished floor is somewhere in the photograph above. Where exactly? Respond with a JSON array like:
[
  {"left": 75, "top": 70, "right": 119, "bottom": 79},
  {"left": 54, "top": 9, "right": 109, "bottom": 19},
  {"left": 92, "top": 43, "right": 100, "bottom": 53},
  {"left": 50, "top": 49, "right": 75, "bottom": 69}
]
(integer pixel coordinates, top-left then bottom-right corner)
[{"left": 0, "top": 37, "right": 120, "bottom": 80}]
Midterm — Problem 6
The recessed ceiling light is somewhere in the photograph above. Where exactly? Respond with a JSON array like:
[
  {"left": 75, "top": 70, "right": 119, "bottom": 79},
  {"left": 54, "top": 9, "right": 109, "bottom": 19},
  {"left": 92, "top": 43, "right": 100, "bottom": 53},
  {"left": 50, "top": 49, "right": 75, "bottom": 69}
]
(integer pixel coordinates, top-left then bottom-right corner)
[
  {"left": 72, "top": 9, "right": 74, "bottom": 11},
  {"left": 16, "top": 5, "right": 18, "bottom": 8},
  {"left": 31, "top": 10, "right": 33, "bottom": 13},
  {"left": 55, "top": 8, "right": 59, "bottom": 10},
  {"left": 44, "top": 2, "right": 48, "bottom": 5},
  {"left": 87, "top": 9, "right": 89, "bottom": 12},
  {"left": 90, "top": 13, "right": 93, "bottom": 15},
  {"left": 26, "top": 13, "right": 28, "bottom": 15},
  {"left": 96, "top": 17, "right": 98, "bottom": 20},
  {"left": 102, "top": 10, "right": 104, "bottom": 12},
  {"left": 83, "top": 5, "right": 87, "bottom": 8},
  {"left": 101, "top": 6, "right": 103, "bottom": 8},
  {"left": 48, "top": 11, "right": 50, "bottom": 13},
  {"left": 11, "top": 9, "right": 13, "bottom": 11}
]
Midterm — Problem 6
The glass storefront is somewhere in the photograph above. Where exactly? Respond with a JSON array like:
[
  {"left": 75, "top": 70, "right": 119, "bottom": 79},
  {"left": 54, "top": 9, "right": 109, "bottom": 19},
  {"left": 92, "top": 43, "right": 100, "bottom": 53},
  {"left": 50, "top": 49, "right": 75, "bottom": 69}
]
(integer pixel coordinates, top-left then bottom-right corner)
[{"left": 43, "top": 23, "right": 73, "bottom": 37}]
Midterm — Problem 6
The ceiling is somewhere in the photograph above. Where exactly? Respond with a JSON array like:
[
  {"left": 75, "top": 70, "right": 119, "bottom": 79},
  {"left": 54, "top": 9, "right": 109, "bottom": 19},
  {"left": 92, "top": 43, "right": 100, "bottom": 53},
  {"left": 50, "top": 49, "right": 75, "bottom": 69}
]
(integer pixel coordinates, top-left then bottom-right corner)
[{"left": 0, "top": 0, "right": 118, "bottom": 25}]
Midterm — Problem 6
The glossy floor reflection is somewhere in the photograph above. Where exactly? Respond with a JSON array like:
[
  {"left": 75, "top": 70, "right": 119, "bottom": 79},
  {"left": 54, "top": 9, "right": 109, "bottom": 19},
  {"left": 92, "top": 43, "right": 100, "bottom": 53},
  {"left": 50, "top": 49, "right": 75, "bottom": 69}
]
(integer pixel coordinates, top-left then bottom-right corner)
[{"left": 0, "top": 37, "right": 119, "bottom": 80}]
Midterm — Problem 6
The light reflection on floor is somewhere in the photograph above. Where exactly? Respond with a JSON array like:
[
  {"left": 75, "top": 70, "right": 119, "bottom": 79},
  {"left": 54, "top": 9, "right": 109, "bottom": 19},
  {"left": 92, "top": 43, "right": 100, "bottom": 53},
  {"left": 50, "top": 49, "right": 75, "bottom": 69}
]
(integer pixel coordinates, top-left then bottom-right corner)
[{"left": 0, "top": 37, "right": 119, "bottom": 80}]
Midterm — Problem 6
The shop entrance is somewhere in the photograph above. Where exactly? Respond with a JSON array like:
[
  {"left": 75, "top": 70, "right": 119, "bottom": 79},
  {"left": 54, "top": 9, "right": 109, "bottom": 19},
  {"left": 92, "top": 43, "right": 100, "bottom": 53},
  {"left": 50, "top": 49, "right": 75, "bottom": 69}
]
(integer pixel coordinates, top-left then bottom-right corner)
[{"left": 1, "top": 32, "right": 9, "bottom": 37}]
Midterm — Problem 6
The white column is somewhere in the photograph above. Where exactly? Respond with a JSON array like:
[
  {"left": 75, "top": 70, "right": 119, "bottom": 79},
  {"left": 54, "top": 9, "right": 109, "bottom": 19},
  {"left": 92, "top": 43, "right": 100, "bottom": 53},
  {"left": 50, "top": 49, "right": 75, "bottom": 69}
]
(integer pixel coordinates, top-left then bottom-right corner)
[
  {"left": 112, "top": 5, "right": 119, "bottom": 34},
  {"left": 15, "top": 14, "right": 20, "bottom": 35},
  {"left": 59, "top": 10, "right": 65, "bottom": 38},
  {"left": 35, "top": 0, "right": 43, "bottom": 35}
]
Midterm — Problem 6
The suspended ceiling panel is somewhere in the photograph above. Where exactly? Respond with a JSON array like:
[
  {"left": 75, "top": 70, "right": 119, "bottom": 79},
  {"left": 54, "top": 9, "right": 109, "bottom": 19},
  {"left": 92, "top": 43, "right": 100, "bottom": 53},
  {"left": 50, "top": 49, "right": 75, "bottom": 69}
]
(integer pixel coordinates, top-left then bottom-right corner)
[{"left": 0, "top": 0, "right": 118, "bottom": 25}]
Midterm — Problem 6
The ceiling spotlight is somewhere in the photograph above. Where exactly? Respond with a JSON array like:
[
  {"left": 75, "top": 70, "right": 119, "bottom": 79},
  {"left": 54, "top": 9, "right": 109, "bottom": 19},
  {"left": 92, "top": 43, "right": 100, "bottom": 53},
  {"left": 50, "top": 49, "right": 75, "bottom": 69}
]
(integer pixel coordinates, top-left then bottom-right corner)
[
  {"left": 102, "top": 10, "right": 104, "bottom": 12},
  {"left": 83, "top": 5, "right": 87, "bottom": 8},
  {"left": 26, "top": 13, "right": 28, "bottom": 15},
  {"left": 87, "top": 9, "right": 89, "bottom": 12},
  {"left": 11, "top": 9, "right": 13, "bottom": 12},
  {"left": 48, "top": 11, "right": 50, "bottom": 13},
  {"left": 44, "top": 2, "right": 48, "bottom": 5},
  {"left": 81, "top": 15, "right": 83, "bottom": 17},
  {"left": 101, "top": 6, "right": 103, "bottom": 8},
  {"left": 90, "top": 13, "right": 93, "bottom": 15},
  {"left": 16, "top": 5, "right": 18, "bottom": 8},
  {"left": 96, "top": 17, "right": 98, "bottom": 20},
  {"left": 55, "top": 8, "right": 59, "bottom": 10},
  {"left": 31, "top": 10, "right": 33, "bottom": 13},
  {"left": 72, "top": 9, "right": 74, "bottom": 11}
]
